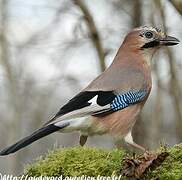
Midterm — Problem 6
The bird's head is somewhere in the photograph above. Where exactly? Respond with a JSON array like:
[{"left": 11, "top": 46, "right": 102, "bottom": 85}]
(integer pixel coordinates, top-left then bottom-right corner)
[{"left": 123, "top": 26, "right": 179, "bottom": 56}]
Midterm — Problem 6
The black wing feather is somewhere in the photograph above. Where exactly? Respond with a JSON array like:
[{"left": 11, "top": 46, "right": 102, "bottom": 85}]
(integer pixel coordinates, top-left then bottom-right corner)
[
  {"left": 97, "top": 91, "right": 116, "bottom": 106},
  {"left": 54, "top": 91, "right": 116, "bottom": 118}
]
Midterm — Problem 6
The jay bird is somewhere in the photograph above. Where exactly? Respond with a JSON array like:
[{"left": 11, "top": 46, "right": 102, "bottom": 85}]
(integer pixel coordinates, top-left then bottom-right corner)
[{"left": 0, "top": 26, "right": 179, "bottom": 156}]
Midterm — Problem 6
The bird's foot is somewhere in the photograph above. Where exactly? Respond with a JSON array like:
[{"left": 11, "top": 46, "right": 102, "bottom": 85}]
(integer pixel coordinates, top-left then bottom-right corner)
[{"left": 79, "top": 135, "right": 88, "bottom": 146}]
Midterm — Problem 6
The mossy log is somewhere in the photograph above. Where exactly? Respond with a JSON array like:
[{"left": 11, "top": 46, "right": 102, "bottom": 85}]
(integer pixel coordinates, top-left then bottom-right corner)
[{"left": 24, "top": 144, "right": 182, "bottom": 179}]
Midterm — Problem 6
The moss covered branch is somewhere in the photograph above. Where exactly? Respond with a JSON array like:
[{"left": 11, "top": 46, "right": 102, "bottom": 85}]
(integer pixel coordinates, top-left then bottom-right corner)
[{"left": 24, "top": 144, "right": 182, "bottom": 179}]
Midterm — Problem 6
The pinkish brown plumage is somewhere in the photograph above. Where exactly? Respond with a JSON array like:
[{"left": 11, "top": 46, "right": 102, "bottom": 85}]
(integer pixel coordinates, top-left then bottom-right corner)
[{"left": 0, "top": 26, "right": 179, "bottom": 156}]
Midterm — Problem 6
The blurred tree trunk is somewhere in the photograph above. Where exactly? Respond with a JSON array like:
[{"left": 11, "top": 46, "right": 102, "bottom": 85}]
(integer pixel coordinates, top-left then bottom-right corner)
[
  {"left": 73, "top": 0, "right": 106, "bottom": 72},
  {"left": 132, "top": 0, "right": 142, "bottom": 28},
  {"left": 169, "top": 0, "right": 182, "bottom": 15}
]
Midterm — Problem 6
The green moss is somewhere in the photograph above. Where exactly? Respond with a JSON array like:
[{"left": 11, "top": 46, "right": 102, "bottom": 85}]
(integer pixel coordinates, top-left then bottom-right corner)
[
  {"left": 147, "top": 144, "right": 182, "bottom": 180},
  {"left": 25, "top": 146, "right": 125, "bottom": 177},
  {"left": 24, "top": 144, "right": 182, "bottom": 179}
]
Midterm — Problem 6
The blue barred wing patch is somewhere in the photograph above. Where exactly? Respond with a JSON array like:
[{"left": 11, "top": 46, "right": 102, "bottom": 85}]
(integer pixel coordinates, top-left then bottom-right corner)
[{"left": 110, "top": 90, "right": 147, "bottom": 111}]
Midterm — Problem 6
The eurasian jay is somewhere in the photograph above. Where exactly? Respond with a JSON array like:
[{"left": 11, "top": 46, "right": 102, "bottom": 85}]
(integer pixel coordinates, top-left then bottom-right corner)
[{"left": 0, "top": 26, "right": 179, "bottom": 156}]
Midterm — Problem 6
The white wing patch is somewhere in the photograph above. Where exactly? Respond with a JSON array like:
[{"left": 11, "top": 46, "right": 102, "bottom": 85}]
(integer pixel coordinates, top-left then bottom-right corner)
[
  {"left": 88, "top": 95, "right": 98, "bottom": 105},
  {"left": 53, "top": 95, "right": 110, "bottom": 128}
]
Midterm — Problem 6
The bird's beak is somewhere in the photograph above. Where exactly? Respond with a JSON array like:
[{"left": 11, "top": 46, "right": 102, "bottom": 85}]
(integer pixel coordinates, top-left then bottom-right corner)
[{"left": 159, "top": 35, "right": 180, "bottom": 46}]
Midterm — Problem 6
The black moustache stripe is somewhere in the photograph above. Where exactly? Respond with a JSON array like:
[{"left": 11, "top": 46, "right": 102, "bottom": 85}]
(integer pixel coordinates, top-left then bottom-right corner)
[{"left": 141, "top": 40, "right": 160, "bottom": 49}]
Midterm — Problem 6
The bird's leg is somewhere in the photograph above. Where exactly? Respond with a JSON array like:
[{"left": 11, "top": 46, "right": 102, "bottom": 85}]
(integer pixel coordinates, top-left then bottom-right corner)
[
  {"left": 124, "top": 131, "right": 146, "bottom": 152},
  {"left": 128, "top": 141, "right": 146, "bottom": 152},
  {"left": 79, "top": 135, "right": 88, "bottom": 146}
]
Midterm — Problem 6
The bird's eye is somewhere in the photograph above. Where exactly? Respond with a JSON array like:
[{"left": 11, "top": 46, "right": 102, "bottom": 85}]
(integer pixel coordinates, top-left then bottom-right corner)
[{"left": 144, "top": 31, "right": 154, "bottom": 39}]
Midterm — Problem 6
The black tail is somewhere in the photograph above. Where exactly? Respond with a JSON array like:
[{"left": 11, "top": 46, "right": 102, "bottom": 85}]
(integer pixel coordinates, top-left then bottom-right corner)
[{"left": 0, "top": 123, "right": 69, "bottom": 156}]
